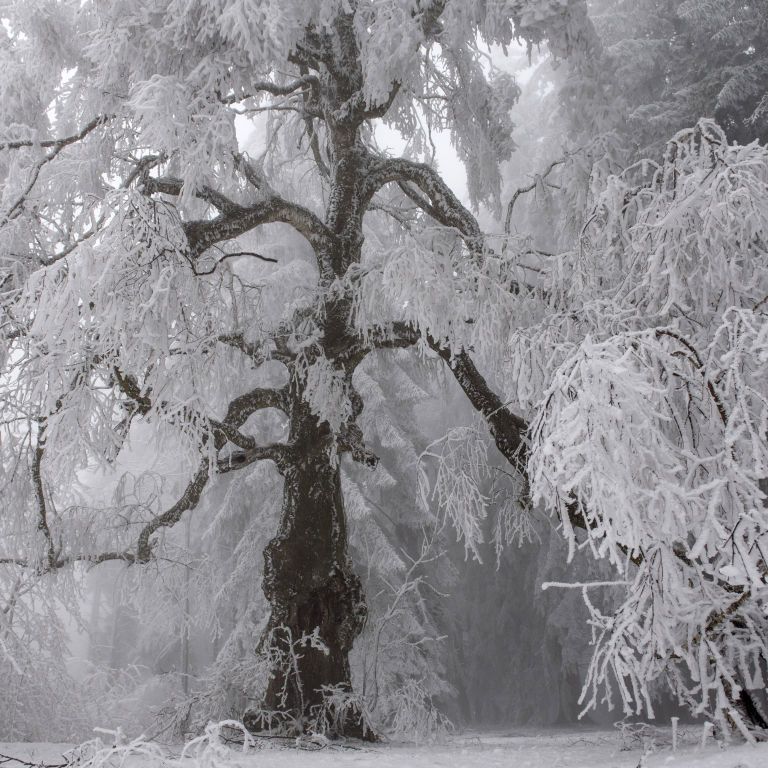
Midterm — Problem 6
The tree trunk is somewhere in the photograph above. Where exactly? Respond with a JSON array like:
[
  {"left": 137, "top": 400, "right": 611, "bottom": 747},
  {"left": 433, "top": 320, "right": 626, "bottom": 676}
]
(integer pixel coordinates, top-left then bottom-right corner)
[{"left": 244, "top": 400, "right": 370, "bottom": 738}]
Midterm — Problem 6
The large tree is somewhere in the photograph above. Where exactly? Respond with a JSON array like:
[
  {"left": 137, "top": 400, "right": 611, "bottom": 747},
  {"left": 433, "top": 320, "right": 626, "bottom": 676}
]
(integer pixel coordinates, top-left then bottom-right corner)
[
  {"left": 0, "top": 0, "right": 591, "bottom": 739},
  {"left": 4, "top": 0, "right": 768, "bottom": 743}
]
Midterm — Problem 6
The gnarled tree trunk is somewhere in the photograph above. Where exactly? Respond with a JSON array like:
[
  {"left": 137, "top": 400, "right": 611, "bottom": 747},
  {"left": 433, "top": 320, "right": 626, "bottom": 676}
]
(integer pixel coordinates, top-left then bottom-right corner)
[{"left": 244, "top": 398, "right": 370, "bottom": 738}]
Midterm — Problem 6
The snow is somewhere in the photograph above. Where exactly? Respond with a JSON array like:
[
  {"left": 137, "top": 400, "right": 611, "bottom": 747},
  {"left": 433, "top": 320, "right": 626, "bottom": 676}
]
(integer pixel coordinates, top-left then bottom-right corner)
[{"left": 2, "top": 728, "right": 768, "bottom": 768}]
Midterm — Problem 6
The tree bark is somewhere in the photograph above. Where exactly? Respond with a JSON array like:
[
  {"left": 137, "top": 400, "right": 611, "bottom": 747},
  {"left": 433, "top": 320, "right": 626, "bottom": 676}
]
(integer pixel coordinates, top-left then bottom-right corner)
[{"left": 244, "top": 397, "right": 370, "bottom": 738}]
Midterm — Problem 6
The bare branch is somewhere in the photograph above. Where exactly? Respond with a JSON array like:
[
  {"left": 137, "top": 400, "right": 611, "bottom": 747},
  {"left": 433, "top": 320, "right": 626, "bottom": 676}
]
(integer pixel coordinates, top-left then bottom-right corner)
[
  {"left": 40, "top": 212, "right": 107, "bottom": 267},
  {"left": 0, "top": 115, "right": 110, "bottom": 153},
  {"left": 0, "top": 752, "right": 68, "bottom": 768}
]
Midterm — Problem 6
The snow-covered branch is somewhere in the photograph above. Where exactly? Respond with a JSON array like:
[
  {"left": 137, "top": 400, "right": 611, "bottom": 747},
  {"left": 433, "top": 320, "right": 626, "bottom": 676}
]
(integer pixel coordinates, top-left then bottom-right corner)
[
  {"left": 145, "top": 172, "right": 332, "bottom": 259},
  {"left": 364, "top": 157, "right": 483, "bottom": 253}
]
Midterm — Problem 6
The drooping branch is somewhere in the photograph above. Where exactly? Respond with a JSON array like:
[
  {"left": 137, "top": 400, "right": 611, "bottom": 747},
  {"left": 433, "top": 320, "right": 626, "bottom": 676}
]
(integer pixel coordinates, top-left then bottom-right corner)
[{"left": 428, "top": 340, "right": 529, "bottom": 477}]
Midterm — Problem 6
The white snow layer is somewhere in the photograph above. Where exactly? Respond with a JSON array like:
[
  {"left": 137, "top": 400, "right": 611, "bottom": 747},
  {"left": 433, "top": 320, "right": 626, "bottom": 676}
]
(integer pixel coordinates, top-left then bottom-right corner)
[{"left": 2, "top": 728, "right": 768, "bottom": 768}]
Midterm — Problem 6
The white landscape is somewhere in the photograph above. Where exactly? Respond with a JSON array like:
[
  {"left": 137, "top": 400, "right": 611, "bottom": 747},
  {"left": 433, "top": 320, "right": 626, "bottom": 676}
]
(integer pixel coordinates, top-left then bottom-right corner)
[{"left": 2, "top": 1, "right": 768, "bottom": 766}]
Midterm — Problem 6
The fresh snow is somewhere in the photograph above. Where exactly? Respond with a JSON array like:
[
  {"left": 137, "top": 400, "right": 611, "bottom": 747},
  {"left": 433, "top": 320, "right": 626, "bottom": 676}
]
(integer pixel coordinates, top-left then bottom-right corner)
[{"left": 2, "top": 729, "right": 768, "bottom": 768}]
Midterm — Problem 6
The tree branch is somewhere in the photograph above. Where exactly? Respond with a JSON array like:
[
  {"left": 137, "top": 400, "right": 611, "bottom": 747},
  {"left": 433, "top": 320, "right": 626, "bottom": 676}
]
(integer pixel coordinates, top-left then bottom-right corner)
[
  {"left": 217, "top": 443, "right": 292, "bottom": 474},
  {"left": 135, "top": 462, "right": 209, "bottom": 563},
  {"left": 503, "top": 154, "right": 569, "bottom": 239},
  {"left": 211, "top": 385, "right": 290, "bottom": 450},
  {"left": 218, "top": 75, "right": 320, "bottom": 105},
  {"left": 144, "top": 176, "right": 246, "bottom": 217},
  {"left": 30, "top": 423, "right": 56, "bottom": 571},
  {"left": 428, "top": 340, "right": 529, "bottom": 476},
  {"left": 365, "top": 157, "right": 483, "bottom": 254},
  {"left": 181, "top": 184, "right": 332, "bottom": 259},
  {"left": 193, "top": 250, "right": 278, "bottom": 276},
  {"left": 0, "top": 115, "right": 110, "bottom": 153},
  {"left": 0, "top": 115, "right": 110, "bottom": 228}
]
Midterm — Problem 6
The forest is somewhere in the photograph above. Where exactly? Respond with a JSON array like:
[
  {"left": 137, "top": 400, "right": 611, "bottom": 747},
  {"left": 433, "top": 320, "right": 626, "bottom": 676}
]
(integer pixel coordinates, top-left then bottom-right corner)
[{"left": 1, "top": 0, "right": 768, "bottom": 762}]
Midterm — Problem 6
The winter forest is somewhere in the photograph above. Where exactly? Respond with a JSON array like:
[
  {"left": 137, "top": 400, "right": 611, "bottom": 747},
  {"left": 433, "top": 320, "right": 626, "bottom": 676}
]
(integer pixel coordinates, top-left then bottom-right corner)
[{"left": 1, "top": 0, "right": 768, "bottom": 765}]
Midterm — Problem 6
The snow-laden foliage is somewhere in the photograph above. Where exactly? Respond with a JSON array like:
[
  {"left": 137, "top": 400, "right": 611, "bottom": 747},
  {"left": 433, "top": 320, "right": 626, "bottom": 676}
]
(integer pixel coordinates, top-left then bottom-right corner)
[{"left": 525, "top": 121, "right": 768, "bottom": 734}]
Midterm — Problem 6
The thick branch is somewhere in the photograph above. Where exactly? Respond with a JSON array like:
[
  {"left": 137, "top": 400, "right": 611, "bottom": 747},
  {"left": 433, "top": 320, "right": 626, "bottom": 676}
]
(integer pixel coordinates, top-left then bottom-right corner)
[
  {"left": 212, "top": 385, "right": 290, "bottom": 450},
  {"left": 218, "top": 332, "right": 270, "bottom": 362},
  {"left": 219, "top": 75, "right": 320, "bottom": 104},
  {"left": 31, "top": 427, "right": 56, "bottom": 571},
  {"left": 338, "top": 422, "right": 378, "bottom": 467},
  {"left": 365, "top": 157, "right": 483, "bottom": 253},
  {"left": 429, "top": 340, "right": 528, "bottom": 475},
  {"left": 337, "top": 322, "right": 421, "bottom": 370},
  {"left": 223, "top": 386, "right": 288, "bottom": 426},
  {"left": 141, "top": 167, "right": 331, "bottom": 257},
  {"left": 144, "top": 176, "right": 246, "bottom": 216},
  {"left": 217, "top": 443, "right": 292, "bottom": 474},
  {"left": 113, "top": 368, "right": 151, "bottom": 414},
  {"left": 184, "top": 190, "right": 331, "bottom": 258}
]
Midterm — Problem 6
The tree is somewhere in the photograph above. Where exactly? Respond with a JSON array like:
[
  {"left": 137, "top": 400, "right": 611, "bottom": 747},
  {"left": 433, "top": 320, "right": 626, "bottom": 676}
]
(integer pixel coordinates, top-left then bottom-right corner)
[
  {"left": 501, "top": 2, "right": 768, "bottom": 736},
  {"left": 5, "top": 0, "right": 768, "bottom": 743},
  {"left": 0, "top": 0, "right": 594, "bottom": 739}
]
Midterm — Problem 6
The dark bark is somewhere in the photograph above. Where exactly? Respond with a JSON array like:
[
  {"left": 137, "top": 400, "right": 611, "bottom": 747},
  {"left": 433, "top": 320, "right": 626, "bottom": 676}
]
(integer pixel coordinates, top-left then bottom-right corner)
[{"left": 244, "top": 396, "right": 371, "bottom": 739}]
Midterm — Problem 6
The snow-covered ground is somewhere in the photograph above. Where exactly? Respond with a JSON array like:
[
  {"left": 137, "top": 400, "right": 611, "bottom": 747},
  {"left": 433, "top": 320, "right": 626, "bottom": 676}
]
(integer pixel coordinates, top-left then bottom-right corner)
[{"left": 2, "top": 727, "right": 768, "bottom": 768}]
